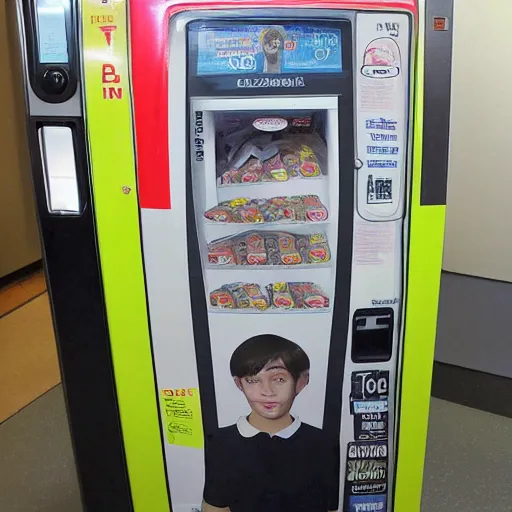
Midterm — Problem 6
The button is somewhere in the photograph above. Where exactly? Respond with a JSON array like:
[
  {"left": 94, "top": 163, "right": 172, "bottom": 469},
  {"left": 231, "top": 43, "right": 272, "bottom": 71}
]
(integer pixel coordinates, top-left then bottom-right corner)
[{"left": 42, "top": 68, "right": 69, "bottom": 95}]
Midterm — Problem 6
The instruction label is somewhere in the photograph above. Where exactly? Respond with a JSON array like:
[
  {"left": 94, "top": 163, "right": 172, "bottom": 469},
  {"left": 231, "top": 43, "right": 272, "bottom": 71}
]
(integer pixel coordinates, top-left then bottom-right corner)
[{"left": 160, "top": 388, "right": 204, "bottom": 448}]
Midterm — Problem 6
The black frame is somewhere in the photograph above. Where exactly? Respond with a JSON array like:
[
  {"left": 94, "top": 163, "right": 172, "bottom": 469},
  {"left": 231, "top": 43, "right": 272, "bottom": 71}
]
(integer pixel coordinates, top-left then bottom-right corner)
[
  {"left": 185, "top": 17, "right": 354, "bottom": 440},
  {"left": 25, "top": 117, "right": 133, "bottom": 511}
]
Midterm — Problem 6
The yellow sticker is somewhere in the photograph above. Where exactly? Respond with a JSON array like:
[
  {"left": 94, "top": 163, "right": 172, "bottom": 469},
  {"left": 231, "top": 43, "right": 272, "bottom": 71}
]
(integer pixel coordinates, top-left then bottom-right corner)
[{"left": 160, "top": 388, "right": 204, "bottom": 449}]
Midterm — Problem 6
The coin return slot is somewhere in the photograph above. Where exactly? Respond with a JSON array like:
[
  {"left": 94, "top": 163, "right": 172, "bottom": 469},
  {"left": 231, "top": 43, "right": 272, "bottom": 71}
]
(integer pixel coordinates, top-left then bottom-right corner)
[
  {"left": 351, "top": 308, "right": 394, "bottom": 363},
  {"left": 38, "top": 126, "right": 80, "bottom": 214}
]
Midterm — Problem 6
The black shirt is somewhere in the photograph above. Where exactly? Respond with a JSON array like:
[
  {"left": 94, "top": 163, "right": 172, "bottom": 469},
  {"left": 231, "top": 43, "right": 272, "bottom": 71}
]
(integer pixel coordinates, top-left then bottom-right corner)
[{"left": 203, "top": 422, "right": 340, "bottom": 512}]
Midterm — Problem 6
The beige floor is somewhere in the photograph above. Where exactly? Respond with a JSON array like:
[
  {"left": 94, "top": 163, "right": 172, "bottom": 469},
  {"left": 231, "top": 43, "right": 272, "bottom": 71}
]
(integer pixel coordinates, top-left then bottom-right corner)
[
  {"left": 0, "top": 269, "right": 47, "bottom": 318},
  {"left": 0, "top": 270, "right": 61, "bottom": 423}
]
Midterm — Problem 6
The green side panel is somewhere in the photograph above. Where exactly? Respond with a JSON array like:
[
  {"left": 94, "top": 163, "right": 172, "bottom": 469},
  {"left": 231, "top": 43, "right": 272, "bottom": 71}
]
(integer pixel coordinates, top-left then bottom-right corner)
[
  {"left": 81, "top": 0, "right": 170, "bottom": 510},
  {"left": 394, "top": 4, "right": 447, "bottom": 510}
]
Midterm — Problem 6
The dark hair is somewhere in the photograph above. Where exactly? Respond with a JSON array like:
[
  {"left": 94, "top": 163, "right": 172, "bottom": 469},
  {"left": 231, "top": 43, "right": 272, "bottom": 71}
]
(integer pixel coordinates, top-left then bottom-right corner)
[
  {"left": 262, "top": 28, "right": 284, "bottom": 44},
  {"left": 230, "top": 334, "right": 310, "bottom": 381}
]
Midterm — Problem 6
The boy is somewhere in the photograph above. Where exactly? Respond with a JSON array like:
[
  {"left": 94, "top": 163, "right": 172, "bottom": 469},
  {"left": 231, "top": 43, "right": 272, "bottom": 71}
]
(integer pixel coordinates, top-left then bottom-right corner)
[{"left": 203, "top": 334, "right": 340, "bottom": 512}]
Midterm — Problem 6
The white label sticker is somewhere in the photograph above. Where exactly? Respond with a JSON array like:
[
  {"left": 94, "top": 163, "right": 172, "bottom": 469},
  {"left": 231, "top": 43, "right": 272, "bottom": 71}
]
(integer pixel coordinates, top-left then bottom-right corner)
[{"left": 253, "top": 117, "right": 288, "bottom": 132}]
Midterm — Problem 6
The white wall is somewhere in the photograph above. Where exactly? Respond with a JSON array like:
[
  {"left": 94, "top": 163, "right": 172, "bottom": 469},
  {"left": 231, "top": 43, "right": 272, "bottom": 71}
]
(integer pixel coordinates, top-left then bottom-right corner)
[
  {"left": 443, "top": 0, "right": 512, "bottom": 282},
  {"left": 436, "top": 0, "right": 512, "bottom": 377}
]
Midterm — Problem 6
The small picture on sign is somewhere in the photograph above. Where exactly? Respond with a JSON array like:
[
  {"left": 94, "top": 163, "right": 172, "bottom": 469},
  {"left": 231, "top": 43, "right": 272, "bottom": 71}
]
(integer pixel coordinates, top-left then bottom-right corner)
[
  {"left": 361, "top": 37, "right": 400, "bottom": 79},
  {"left": 367, "top": 176, "right": 393, "bottom": 204},
  {"left": 433, "top": 17, "right": 449, "bottom": 31}
]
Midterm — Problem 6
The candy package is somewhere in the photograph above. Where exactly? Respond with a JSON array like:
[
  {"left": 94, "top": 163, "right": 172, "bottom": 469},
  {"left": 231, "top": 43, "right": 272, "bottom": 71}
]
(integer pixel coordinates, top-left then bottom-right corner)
[
  {"left": 268, "top": 282, "right": 330, "bottom": 309},
  {"left": 207, "top": 230, "right": 331, "bottom": 266},
  {"left": 267, "top": 282, "right": 295, "bottom": 309},
  {"left": 207, "top": 240, "right": 236, "bottom": 265},
  {"left": 204, "top": 195, "right": 328, "bottom": 224},
  {"left": 209, "top": 283, "right": 269, "bottom": 311},
  {"left": 246, "top": 233, "right": 267, "bottom": 265},
  {"left": 288, "top": 282, "right": 330, "bottom": 309}
]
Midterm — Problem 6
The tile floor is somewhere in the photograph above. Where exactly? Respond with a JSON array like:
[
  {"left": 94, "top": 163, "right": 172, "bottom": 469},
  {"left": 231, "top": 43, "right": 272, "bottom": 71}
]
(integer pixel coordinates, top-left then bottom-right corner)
[
  {"left": 2, "top": 270, "right": 512, "bottom": 511},
  {"left": 0, "top": 269, "right": 60, "bottom": 423},
  {"left": 0, "top": 267, "right": 47, "bottom": 318},
  {"left": 1, "top": 386, "right": 512, "bottom": 511}
]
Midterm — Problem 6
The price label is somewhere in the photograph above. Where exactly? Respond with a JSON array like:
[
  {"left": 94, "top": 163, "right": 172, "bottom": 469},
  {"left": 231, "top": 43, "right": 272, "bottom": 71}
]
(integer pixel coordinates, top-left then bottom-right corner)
[{"left": 160, "top": 387, "right": 203, "bottom": 448}]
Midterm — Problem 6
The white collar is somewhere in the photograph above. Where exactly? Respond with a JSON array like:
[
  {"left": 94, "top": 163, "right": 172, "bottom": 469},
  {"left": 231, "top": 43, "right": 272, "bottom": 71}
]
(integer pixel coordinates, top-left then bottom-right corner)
[{"left": 236, "top": 415, "right": 301, "bottom": 439}]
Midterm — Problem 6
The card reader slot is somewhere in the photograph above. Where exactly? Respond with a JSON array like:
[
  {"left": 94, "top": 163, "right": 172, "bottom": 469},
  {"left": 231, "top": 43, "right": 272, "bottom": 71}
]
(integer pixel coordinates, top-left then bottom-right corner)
[{"left": 351, "top": 308, "right": 394, "bottom": 363}]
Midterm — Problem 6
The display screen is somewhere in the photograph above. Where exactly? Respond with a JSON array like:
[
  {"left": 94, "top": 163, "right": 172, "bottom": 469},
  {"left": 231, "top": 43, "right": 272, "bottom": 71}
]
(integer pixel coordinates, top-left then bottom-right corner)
[
  {"left": 37, "top": 4, "right": 69, "bottom": 64},
  {"left": 191, "top": 24, "right": 342, "bottom": 76}
]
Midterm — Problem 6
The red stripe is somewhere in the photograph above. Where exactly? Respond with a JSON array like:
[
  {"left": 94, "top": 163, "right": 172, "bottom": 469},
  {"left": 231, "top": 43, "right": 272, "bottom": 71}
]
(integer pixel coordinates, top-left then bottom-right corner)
[{"left": 130, "top": 0, "right": 417, "bottom": 210}]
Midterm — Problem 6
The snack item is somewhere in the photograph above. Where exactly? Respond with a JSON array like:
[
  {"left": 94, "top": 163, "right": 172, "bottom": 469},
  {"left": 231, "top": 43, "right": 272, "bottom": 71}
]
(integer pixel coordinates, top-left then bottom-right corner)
[
  {"left": 232, "top": 237, "right": 248, "bottom": 265},
  {"left": 210, "top": 288, "right": 235, "bottom": 309},
  {"left": 223, "top": 283, "right": 252, "bottom": 309},
  {"left": 242, "top": 283, "right": 269, "bottom": 310},
  {"left": 304, "top": 195, "right": 329, "bottom": 222},
  {"left": 289, "top": 282, "right": 330, "bottom": 309},
  {"left": 282, "top": 151, "right": 300, "bottom": 177},
  {"left": 227, "top": 283, "right": 254, "bottom": 309},
  {"left": 288, "top": 196, "right": 306, "bottom": 223},
  {"left": 204, "top": 206, "right": 233, "bottom": 223},
  {"left": 260, "top": 196, "right": 291, "bottom": 223},
  {"left": 239, "top": 158, "right": 263, "bottom": 183},
  {"left": 263, "top": 154, "right": 288, "bottom": 182},
  {"left": 268, "top": 282, "right": 295, "bottom": 309},
  {"left": 264, "top": 233, "right": 281, "bottom": 265},
  {"left": 299, "top": 145, "right": 321, "bottom": 177},
  {"left": 278, "top": 233, "right": 302, "bottom": 265},
  {"left": 307, "top": 233, "right": 331, "bottom": 263},
  {"left": 246, "top": 233, "right": 267, "bottom": 265},
  {"left": 220, "top": 169, "right": 237, "bottom": 185},
  {"left": 238, "top": 205, "right": 264, "bottom": 224},
  {"left": 296, "top": 236, "right": 310, "bottom": 262},
  {"left": 208, "top": 241, "right": 235, "bottom": 265}
]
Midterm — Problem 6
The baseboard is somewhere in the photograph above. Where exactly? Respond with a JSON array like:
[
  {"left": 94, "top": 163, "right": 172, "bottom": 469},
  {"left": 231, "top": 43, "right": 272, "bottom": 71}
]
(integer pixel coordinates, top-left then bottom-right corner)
[
  {"left": 0, "top": 260, "right": 43, "bottom": 289},
  {"left": 432, "top": 361, "right": 512, "bottom": 418}
]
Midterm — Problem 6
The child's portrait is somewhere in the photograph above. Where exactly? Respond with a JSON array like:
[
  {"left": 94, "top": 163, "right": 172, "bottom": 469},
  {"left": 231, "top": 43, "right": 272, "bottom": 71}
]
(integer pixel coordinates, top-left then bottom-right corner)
[
  {"left": 261, "top": 28, "right": 284, "bottom": 74},
  {"left": 203, "top": 334, "right": 340, "bottom": 512}
]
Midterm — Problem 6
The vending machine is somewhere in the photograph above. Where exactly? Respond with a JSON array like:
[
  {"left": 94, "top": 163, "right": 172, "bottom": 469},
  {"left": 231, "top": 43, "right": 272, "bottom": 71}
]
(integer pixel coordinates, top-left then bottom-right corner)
[{"left": 14, "top": 0, "right": 452, "bottom": 510}]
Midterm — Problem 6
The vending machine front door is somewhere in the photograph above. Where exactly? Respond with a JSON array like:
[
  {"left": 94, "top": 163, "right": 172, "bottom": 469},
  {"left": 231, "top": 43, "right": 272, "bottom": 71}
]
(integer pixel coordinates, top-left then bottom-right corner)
[{"left": 133, "top": 10, "right": 410, "bottom": 511}]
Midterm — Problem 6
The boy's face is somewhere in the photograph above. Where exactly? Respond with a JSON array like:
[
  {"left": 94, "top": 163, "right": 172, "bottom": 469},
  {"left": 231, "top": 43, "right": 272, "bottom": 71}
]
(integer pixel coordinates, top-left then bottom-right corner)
[{"left": 235, "top": 358, "right": 308, "bottom": 421}]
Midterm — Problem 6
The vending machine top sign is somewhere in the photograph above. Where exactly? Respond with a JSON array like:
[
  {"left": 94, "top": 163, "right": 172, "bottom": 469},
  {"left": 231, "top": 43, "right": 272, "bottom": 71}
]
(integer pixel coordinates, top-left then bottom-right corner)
[{"left": 128, "top": 0, "right": 417, "bottom": 212}]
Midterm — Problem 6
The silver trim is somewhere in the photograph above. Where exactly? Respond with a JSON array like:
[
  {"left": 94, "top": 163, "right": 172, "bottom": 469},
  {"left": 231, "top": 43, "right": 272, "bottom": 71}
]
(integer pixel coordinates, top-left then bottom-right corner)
[{"left": 14, "top": 0, "right": 82, "bottom": 116}]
